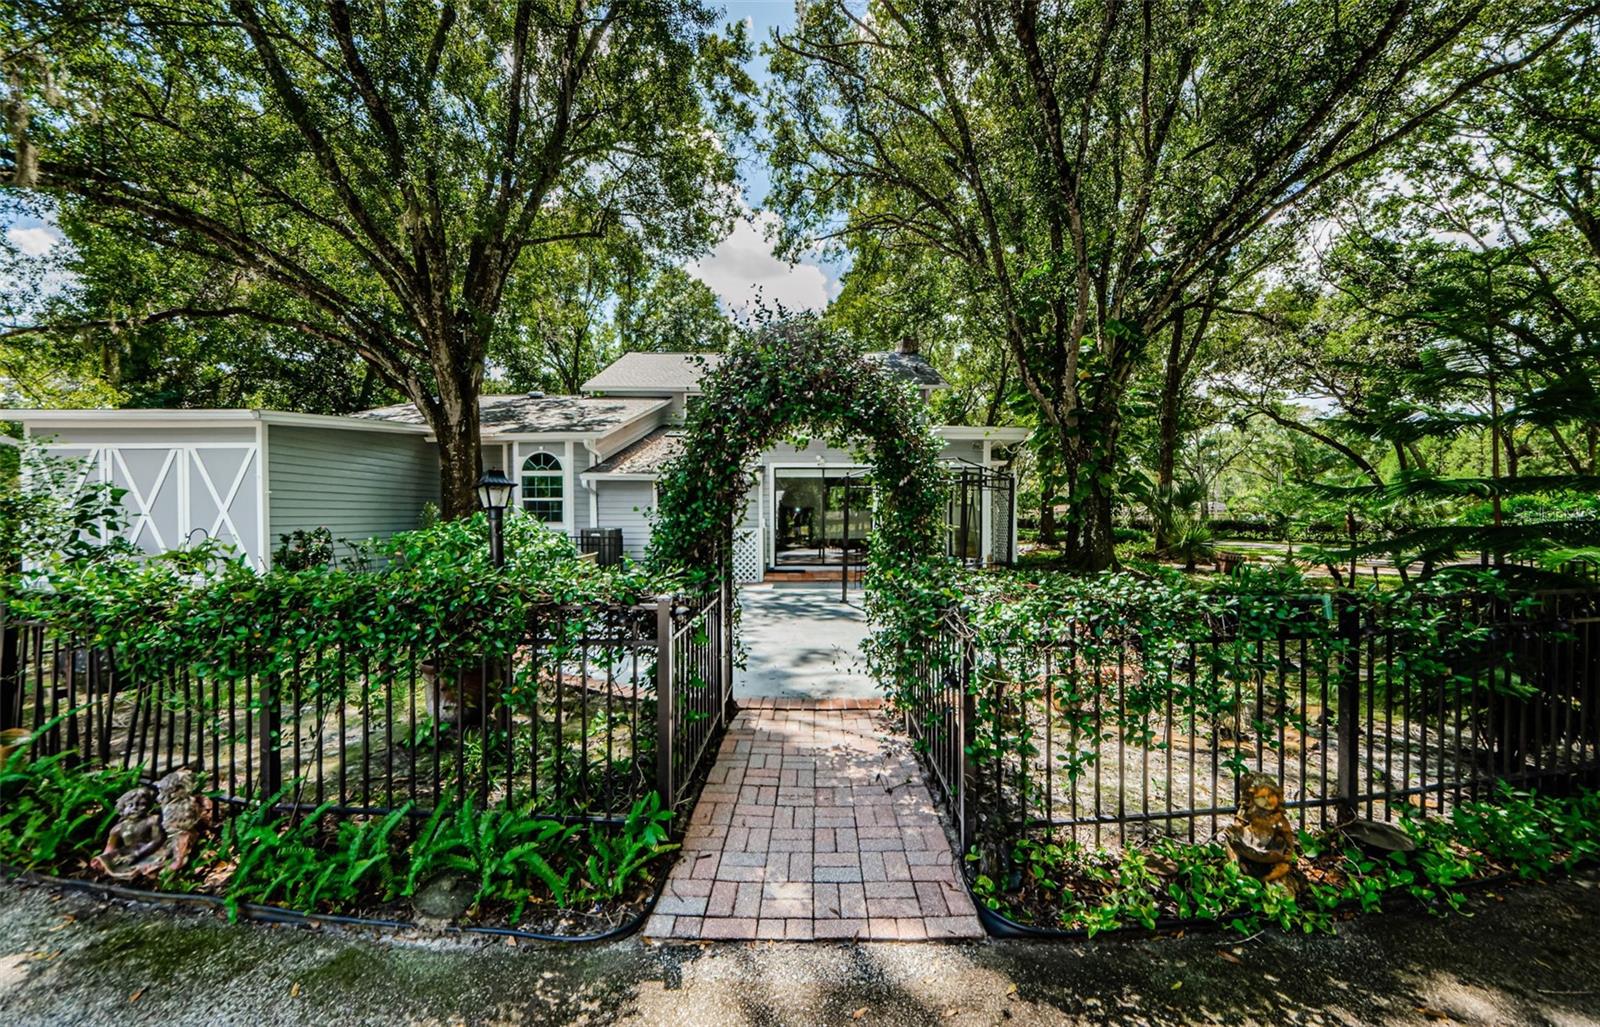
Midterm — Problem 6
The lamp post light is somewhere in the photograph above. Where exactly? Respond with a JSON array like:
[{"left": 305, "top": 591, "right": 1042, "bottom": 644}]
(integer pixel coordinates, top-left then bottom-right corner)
[{"left": 476, "top": 469, "right": 515, "bottom": 569}]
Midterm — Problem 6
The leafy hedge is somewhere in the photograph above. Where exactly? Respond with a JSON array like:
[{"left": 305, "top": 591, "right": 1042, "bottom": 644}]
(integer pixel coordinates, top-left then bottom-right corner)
[{"left": 5, "top": 513, "right": 679, "bottom": 681}]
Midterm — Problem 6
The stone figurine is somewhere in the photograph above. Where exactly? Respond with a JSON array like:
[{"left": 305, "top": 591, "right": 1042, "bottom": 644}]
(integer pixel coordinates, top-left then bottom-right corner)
[
  {"left": 1221, "top": 773, "right": 1301, "bottom": 893},
  {"left": 92, "top": 769, "right": 211, "bottom": 880}
]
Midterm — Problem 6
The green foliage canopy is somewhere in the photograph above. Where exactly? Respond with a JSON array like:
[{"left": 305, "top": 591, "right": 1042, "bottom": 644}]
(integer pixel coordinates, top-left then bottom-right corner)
[{"left": 3, "top": 0, "right": 752, "bottom": 514}]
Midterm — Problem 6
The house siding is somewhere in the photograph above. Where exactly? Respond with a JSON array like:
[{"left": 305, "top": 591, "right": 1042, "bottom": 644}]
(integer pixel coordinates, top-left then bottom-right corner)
[
  {"left": 593, "top": 480, "right": 656, "bottom": 560},
  {"left": 265, "top": 425, "right": 438, "bottom": 558}
]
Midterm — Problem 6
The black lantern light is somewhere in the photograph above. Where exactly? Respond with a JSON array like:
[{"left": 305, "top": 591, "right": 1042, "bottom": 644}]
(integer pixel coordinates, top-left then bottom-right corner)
[{"left": 476, "top": 468, "right": 514, "bottom": 568}]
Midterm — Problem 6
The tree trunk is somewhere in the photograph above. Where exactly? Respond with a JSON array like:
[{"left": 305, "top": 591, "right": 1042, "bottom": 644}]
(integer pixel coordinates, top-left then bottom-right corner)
[
  {"left": 1065, "top": 473, "right": 1118, "bottom": 571},
  {"left": 1154, "top": 386, "right": 1180, "bottom": 553},
  {"left": 1039, "top": 499, "right": 1056, "bottom": 546},
  {"left": 429, "top": 349, "right": 487, "bottom": 520},
  {"left": 435, "top": 415, "right": 484, "bottom": 520},
  {"left": 1154, "top": 308, "right": 1186, "bottom": 554}
]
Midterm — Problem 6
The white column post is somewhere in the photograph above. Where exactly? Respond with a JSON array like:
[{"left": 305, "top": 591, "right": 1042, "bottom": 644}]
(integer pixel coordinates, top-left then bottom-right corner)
[{"left": 979, "top": 440, "right": 993, "bottom": 567}]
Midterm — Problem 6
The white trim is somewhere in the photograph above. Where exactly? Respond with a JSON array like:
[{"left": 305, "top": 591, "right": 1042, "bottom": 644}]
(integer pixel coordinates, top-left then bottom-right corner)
[
  {"left": 764, "top": 464, "right": 774, "bottom": 567},
  {"left": 2, "top": 408, "right": 430, "bottom": 436},
  {"left": 516, "top": 445, "right": 568, "bottom": 532},
  {"left": 579, "top": 385, "right": 704, "bottom": 398},
  {"left": 980, "top": 440, "right": 993, "bottom": 568},
  {"left": 261, "top": 411, "right": 430, "bottom": 435},
  {"left": 584, "top": 443, "right": 599, "bottom": 529},
  {"left": 934, "top": 426, "right": 1030, "bottom": 442},
  {"left": 110, "top": 446, "right": 180, "bottom": 550},
  {"left": 42, "top": 441, "right": 265, "bottom": 567},
  {"left": 579, "top": 471, "right": 662, "bottom": 484},
  {"left": 756, "top": 465, "right": 766, "bottom": 567},
  {"left": 563, "top": 440, "right": 575, "bottom": 536},
  {"left": 194, "top": 446, "right": 255, "bottom": 546},
  {"left": 256, "top": 419, "right": 270, "bottom": 568}
]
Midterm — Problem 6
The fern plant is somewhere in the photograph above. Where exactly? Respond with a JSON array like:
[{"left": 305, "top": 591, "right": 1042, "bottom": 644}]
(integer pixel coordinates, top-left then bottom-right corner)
[
  {"left": 580, "top": 792, "right": 677, "bottom": 900},
  {"left": 0, "top": 740, "right": 140, "bottom": 871}
]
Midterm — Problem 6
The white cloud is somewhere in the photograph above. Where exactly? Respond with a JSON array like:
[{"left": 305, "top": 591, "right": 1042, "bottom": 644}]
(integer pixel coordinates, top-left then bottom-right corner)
[
  {"left": 689, "top": 206, "right": 831, "bottom": 313},
  {"left": 6, "top": 225, "right": 61, "bottom": 257}
]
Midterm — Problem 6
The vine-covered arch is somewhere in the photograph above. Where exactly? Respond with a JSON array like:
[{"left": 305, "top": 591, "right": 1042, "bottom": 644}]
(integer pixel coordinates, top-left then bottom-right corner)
[{"left": 649, "top": 320, "right": 953, "bottom": 689}]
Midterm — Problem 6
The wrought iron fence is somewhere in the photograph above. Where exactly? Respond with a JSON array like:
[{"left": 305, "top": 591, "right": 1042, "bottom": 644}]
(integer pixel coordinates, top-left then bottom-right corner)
[
  {"left": 905, "top": 588, "right": 1600, "bottom": 867},
  {"left": 1, "top": 587, "right": 732, "bottom": 825},
  {"left": 657, "top": 579, "right": 736, "bottom": 805}
]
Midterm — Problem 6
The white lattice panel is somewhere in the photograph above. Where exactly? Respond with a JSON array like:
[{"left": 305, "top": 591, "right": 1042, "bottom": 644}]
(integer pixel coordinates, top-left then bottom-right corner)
[{"left": 733, "top": 527, "right": 763, "bottom": 583}]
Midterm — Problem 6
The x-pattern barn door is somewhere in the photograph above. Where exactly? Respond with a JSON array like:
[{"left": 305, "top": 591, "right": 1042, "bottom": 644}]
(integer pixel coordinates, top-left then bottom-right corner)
[{"left": 43, "top": 443, "right": 263, "bottom": 567}]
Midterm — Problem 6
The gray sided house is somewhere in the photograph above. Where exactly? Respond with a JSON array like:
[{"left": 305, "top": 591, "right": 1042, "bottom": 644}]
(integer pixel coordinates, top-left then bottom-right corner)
[{"left": 5, "top": 348, "right": 1026, "bottom": 580}]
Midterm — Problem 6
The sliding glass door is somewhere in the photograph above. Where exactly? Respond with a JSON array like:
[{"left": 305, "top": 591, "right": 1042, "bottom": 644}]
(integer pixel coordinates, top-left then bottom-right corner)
[{"left": 772, "top": 468, "right": 871, "bottom": 566}]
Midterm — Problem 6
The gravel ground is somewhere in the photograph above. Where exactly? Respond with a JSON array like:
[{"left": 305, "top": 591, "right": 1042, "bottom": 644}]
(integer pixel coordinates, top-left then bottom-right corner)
[{"left": 3, "top": 872, "right": 1599, "bottom": 1026}]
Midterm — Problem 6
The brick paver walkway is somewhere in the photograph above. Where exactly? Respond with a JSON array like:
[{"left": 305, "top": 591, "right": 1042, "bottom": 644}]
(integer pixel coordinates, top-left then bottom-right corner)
[{"left": 642, "top": 699, "right": 983, "bottom": 942}]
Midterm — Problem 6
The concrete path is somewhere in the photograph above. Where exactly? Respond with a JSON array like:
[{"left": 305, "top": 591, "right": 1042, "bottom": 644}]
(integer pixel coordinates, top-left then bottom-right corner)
[
  {"left": 735, "top": 585, "right": 876, "bottom": 700},
  {"left": 643, "top": 702, "right": 982, "bottom": 942}
]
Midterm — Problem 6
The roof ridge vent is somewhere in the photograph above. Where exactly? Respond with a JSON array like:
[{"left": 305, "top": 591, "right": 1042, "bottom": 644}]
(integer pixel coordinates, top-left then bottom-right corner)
[{"left": 525, "top": 390, "right": 545, "bottom": 399}]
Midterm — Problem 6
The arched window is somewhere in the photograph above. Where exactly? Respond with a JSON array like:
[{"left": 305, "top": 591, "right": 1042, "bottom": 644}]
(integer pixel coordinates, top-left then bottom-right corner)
[{"left": 520, "top": 451, "right": 563, "bottom": 524}]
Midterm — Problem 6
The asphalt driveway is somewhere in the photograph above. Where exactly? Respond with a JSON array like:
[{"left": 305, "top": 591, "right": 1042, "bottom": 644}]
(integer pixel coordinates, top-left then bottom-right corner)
[{"left": 3, "top": 871, "right": 1599, "bottom": 1026}]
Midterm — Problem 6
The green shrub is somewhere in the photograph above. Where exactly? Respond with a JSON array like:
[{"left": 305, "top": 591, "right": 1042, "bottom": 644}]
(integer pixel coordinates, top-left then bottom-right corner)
[{"left": 972, "top": 787, "right": 1600, "bottom": 937}]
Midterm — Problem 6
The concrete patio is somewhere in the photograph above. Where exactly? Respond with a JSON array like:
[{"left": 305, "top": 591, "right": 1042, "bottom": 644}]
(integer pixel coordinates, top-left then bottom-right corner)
[{"left": 734, "top": 584, "right": 876, "bottom": 700}]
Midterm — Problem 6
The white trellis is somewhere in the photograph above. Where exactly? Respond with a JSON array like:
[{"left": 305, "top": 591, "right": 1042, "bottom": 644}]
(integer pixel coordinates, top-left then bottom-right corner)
[{"left": 732, "top": 527, "right": 763, "bottom": 583}]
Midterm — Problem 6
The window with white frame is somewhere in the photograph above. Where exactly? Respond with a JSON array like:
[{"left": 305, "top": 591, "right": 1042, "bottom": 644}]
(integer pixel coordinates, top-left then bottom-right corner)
[{"left": 520, "top": 451, "right": 563, "bottom": 524}]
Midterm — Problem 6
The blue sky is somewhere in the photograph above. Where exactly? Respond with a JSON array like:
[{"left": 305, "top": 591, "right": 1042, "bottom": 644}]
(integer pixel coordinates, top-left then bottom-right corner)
[
  {"left": 688, "top": 1, "right": 846, "bottom": 312},
  {"left": 2, "top": 2, "right": 843, "bottom": 316}
]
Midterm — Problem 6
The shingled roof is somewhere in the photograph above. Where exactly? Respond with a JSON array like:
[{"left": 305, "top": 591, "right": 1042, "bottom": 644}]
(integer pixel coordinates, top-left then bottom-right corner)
[
  {"left": 581, "top": 352, "right": 725, "bottom": 393},
  {"left": 582, "top": 427, "right": 686, "bottom": 476},
  {"left": 865, "top": 350, "right": 947, "bottom": 387},
  {"left": 583, "top": 349, "right": 947, "bottom": 393},
  {"left": 355, "top": 394, "right": 667, "bottom": 436}
]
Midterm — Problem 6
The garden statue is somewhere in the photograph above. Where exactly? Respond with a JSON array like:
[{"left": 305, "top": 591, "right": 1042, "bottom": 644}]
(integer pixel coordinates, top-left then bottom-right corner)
[
  {"left": 1222, "top": 773, "right": 1301, "bottom": 894},
  {"left": 92, "top": 769, "right": 211, "bottom": 880}
]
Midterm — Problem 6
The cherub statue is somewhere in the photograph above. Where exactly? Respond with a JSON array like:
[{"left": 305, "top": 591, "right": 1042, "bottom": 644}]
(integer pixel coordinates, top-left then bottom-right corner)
[
  {"left": 91, "top": 769, "right": 211, "bottom": 880},
  {"left": 155, "top": 769, "right": 210, "bottom": 872},
  {"left": 91, "top": 784, "right": 164, "bottom": 880},
  {"left": 1221, "top": 773, "right": 1301, "bottom": 894}
]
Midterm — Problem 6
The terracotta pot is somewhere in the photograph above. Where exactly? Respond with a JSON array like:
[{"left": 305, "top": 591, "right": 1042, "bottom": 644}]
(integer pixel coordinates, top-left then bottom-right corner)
[{"left": 0, "top": 727, "right": 32, "bottom": 773}]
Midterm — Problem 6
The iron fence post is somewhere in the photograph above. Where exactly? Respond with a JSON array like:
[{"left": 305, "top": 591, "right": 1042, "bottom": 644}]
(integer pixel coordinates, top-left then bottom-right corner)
[
  {"left": 721, "top": 548, "right": 736, "bottom": 726},
  {"left": 655, "top": 594, "right": 675, "bottom": 809},
  {"left": 959, "top": 631, "right": 977, "bottom": 853},
  {"left": 259, "top": 669, "right": 283, "bottom": 800},
  {"left": 1336, "top": 594, "right": 1362, "bottom": 822},
  {"left": 0, "top": 608, "right": 18, "bottom": 731}
]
